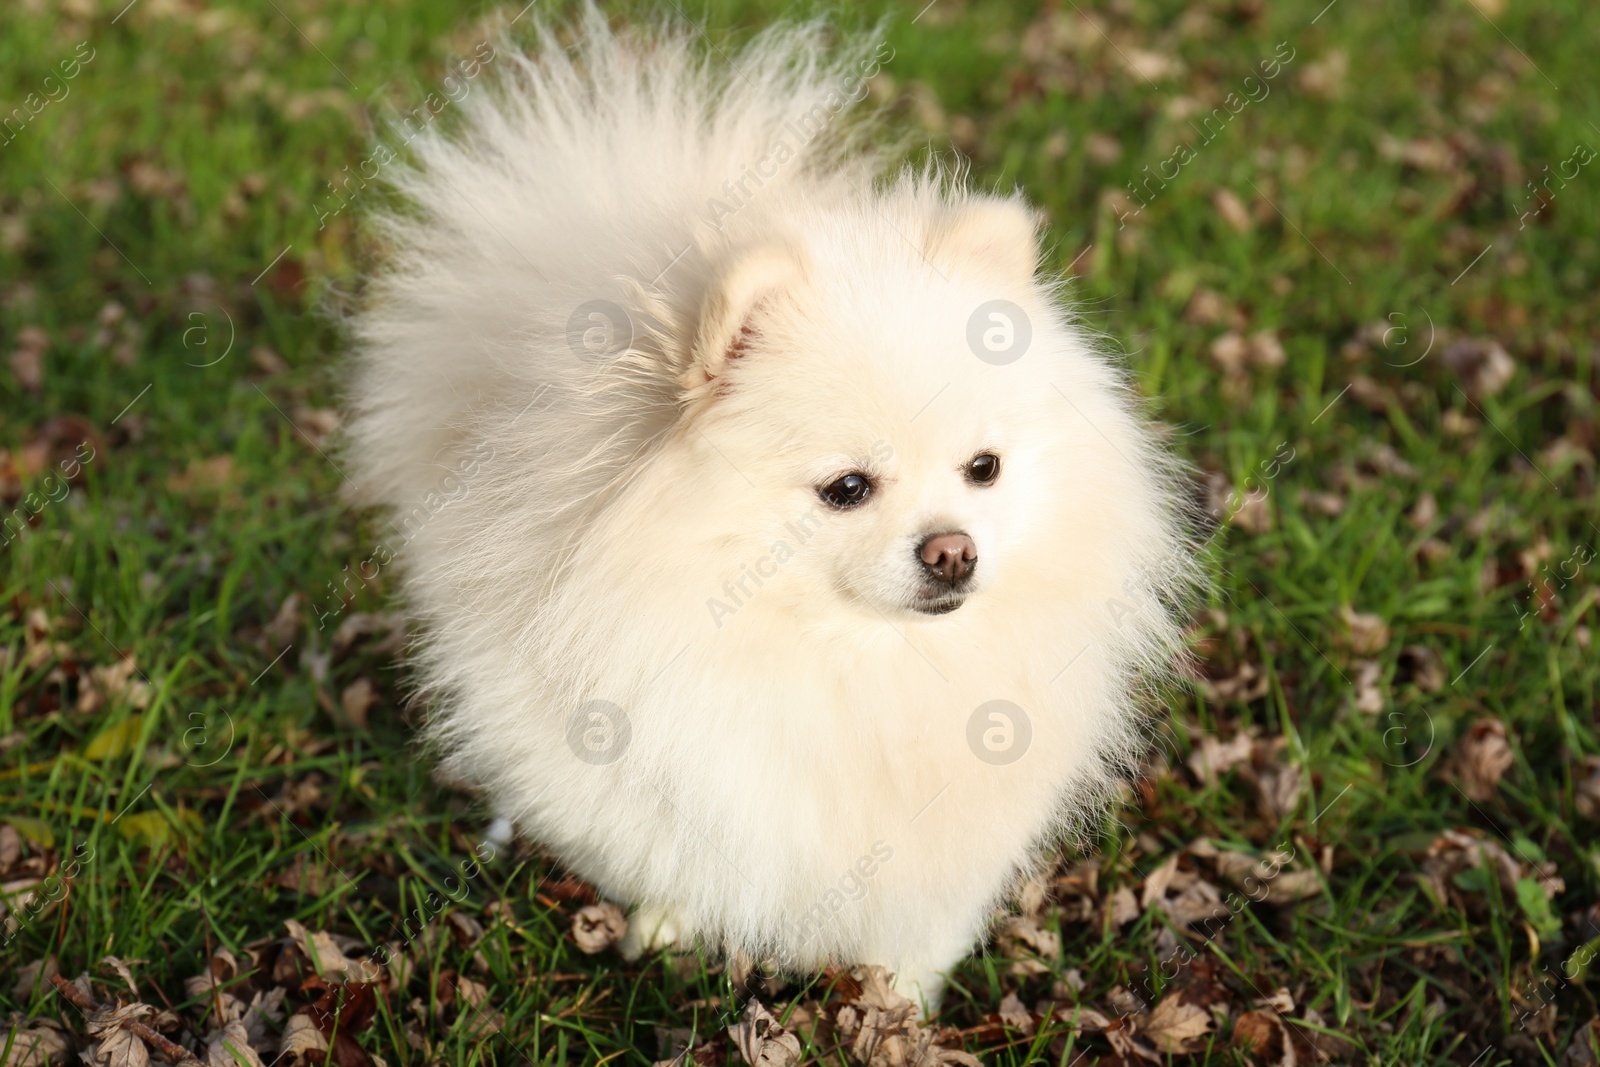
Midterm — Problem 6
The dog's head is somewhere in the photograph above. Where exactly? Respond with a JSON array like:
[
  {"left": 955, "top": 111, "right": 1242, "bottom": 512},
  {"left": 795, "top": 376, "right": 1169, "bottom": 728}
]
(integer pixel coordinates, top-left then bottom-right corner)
[{"left": 646, "top": 190, "right": 1175, "bottom": 631}]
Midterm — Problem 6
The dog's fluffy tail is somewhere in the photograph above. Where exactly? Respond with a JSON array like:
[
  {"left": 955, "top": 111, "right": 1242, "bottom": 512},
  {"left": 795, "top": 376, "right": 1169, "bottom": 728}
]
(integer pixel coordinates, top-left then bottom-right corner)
[{"left": 344, "top": 5, "right": 890, "bottom": 515}]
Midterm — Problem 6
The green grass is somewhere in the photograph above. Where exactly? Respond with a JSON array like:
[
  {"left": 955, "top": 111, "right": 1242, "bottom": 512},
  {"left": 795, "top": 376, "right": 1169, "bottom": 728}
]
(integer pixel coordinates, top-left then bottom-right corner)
[{"left": 2, "top": 0, "right": 1597, "bottom": 1064}]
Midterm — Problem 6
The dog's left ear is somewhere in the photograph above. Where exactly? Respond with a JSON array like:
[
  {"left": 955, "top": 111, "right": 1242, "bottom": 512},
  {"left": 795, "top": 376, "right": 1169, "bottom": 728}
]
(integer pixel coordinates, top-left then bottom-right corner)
[
  {"left": 925, "top": 197, "right": 1041, "bottom": 287},
  {"left": 685, "top": 242, "right": 806, "bottom": 391}
]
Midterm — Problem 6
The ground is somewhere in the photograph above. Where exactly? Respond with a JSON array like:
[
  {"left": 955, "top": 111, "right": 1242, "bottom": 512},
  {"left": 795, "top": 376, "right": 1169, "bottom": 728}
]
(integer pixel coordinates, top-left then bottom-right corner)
[{"left": 1, "top": 0, "right": 1598, "bottom": 1065}]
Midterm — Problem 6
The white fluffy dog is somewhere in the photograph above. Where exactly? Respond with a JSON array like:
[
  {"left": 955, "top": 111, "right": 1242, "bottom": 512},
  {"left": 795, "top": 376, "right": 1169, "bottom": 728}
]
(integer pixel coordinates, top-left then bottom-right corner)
[{"left": 346, "top": 7, "right": 1195, "bottom": 1011}]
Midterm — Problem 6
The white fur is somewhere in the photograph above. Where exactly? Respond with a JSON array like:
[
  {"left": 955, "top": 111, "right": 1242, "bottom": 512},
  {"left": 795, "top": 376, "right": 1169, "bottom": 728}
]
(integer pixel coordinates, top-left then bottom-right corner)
[{"left": 345, "top": 6, "right": 1196, "bottom": 1011}]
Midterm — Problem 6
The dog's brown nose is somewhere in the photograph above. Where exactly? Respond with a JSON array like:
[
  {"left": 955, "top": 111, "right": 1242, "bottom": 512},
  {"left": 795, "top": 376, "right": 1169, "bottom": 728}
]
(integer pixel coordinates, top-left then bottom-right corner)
[{"left": 919, "top": 532, "right": 977, "bottom": 584}]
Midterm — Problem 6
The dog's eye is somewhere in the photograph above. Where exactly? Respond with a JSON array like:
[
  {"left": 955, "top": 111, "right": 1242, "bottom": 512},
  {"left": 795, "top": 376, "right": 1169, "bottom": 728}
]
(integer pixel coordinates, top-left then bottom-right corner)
[
  {"left": 966, "top": 453, "right": 1001, "bottom": 486},
  {"left": 819, "top": 472, "right": 873, "bottom": 509}
]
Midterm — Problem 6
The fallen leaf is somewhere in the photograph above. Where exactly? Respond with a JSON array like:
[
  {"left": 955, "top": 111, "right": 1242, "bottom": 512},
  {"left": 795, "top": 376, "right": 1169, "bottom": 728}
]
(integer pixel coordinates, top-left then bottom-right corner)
[
  {"left": 283, "top": 920, "right": 380, "bottom": 982},
  {"left": 1338, "top": 607, "right": 1390, "bottom": 656},
  {"left": 1454, "top": 718, "right": 1514, "bottom": 801},
  {"left": 1213, "top": 850, "right": 1323, "bottom": 905},
  {"left": 82, "top": 1003, "right": 154, "bottom": 1067},
  {"left": 1137, "top": 994, "right": 1212, "bottom": 1053},
  {"left": 0, "top": 824, "right": 19, "bottom": 872},
  {"left": 275, "top": 1014, "right": 327, "bottom": 1067},
  {"left": 12, "top": 955, "right": 60, "bottom": 1000},
  {"left": 293, "top": 409, "right": 340, "bottom": 448},
  {"left": 1232, "top": 1009, "right": 1292, "bottom": 1064},
  {"left": 1420, "top": 829, "right": 1564, "bottom": 911},
  {"left": 99, "top": 956, "right": 139, "bottom": 997},
  {"left": 1213, "top": 188, "right": 1252, "bottom": 233},
  {"left": 1576, "top": 756, "right": 1600, "bottom": 820},
  {"left": 338, "top": 679, "right": 377, "bottom": 730},
  {"left": 166, "top": 455, "right": 236, "bottom": 494},
  {"left": 1188, "top": 731, "right": 1255, "bottom": 784},
  {"left": 1109, "top": 886, "right": 1140, "bottom": 927},
  {"left": 1397, "top": 646, "right": 1445, "bottom": 693},
  {"left": 727, "top": 999, "right": 803, "bottom": 1067},
  {"left": 205, "top": 1021, "right": 265, "bottom": 1067},
  {"left": 9, "top": 327, "right": 47, "bottom": 391},
  {"left": 570, "top": 902, "right": 626, "bottom": 954},
  {"left": 1353, "top": 660, "right": 1385, "bottom": 714},
  {"left": 1254, "top": 989, "right": 1295, "bottom": 1014},
  {"left": 997, "top": 992, "right": 1035, "bottom": 1036},
  {"left": 996, "top": 913, "right": 1060, "bottom": 975},
  {"left": 1442, "top": 337, "right": 1515, "bottom": 399},
  {"left": 0, "top": 1016, "right": 73, "bottom": 1066}
]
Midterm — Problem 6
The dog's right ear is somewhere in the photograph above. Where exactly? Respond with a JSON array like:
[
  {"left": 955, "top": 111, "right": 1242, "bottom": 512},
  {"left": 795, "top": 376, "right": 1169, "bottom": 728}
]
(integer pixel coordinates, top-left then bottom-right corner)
[
  {"left": 682, "top": 242, "right": 806, "bottom": 393},
  {"left": 924, "top": 196, "right": 1041, "bottom": 287}
]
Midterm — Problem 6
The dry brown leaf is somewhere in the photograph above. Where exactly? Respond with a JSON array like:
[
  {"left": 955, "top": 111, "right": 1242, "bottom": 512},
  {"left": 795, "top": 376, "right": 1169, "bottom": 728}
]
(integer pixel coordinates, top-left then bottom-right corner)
[
  {"left": 1141, "top": 855, "right": 1180, "bottom": 910},
  {"left": 1410, "top": 492, "right": 1438, "bottom": 528},
  {"left": 282, "top": 920, "right": 380, "bottom": 982},
  {"left": 12, "top": 955, "right": 60, "bottom": 1000},
  {"left": 1376, "top": 133, "right": 1460, "bottom": 173},
  {"left": 1248, "top": 330, "right": 1286, "bottom": 368},
  {"left": 1354, "top": 660, "right": 1385, "bottom": 714},
  {"left": 1255, "top": 989, "right": 1296, "bottom": 1014},
  {"left": 996, "top": 914, "right": 1060, "bottom": 975},
  {"left": 76, "top": 659, "right": 153, "bottom": 714},
  {"left": 0, "top": 1015, "right": 73, "bottom": 1066},
  {"left": 1454, "top": 718, "right": 1515, "bottom": 801},
  {"left": 1298, "top": 489, "right": 1346, "bottom": 516},
  {"left": 1162, "top": 877, "right": 1230, "bottom": 926},
  {"left": 166, "top": 456, "right": 236, "bottom": 494},
  {"left": 292, "top": 408, "right": 341, "bottom": 448},
  {"left": 727, "top": 999, "right": 803, "bottom": 1067},
  {"left": 0, "top": 825, "right": 19, "bottom": 872},
  {"left": 1292, "top": 1007, "right": 1356, "bottom": 1064},
  {"left": 1213, "top": 189, "right": 1252, "bottom": 233},
  {"left": 571, "top": 902, "right": 627, "bottom": 954},
  {"left": 1196, "top": 658, "right": 1271, "bottom": 704},
  {"left": 205, "top": 1021, "right": 265, "bottom": 1067},
  {"left": 1420, "top": 829, "right": 1563, "bottom": 908},
  {"left": 338, "top": 679, "right": 377, "bottom": 730},
  {"left": 997, "top": 992, "right": 1035, "bottom": 1036},
  {"left": 1213, "top": 850, "right": 1323, "bottom": 905},
  {"left": 251, "top": 346, "right": 289, "bottom": 375},
  {"left": 1210, "top": 332, "right": 1250, "bottom": 375},
  {"left": 1338, "top": 606, "right": 1390, "bottom": 655},
  {"left": 1575, "top": 756, "right": 1600, "bottom": 820},
  {"left": 1109, "top": 886, "right": 1141, "bottom": 927},
  {"left": 1233, "top": 1009, "right": 1294, "bottom": 1064},
  {"left": 275, "top": 1014, "right": 328, "bottom": 1067},
  {"left": 98, "top": 957, "right": 139, "bottom": 997},
  {"left": 1299, "top": 50, "right": 1347, "bottom": 98},
  {"left": 332, "top": 613, "right": 406, "bottom": 654},
  {"left": 1137, "top": 994, "right": 1212, "bottom": 1054},
  {"left": 1398, "top": 646, "right": 1445, "bottom": 693},
  {"left": 9, "top": 327, "right": 46, "bottom": 392},
  {"left": 1442, "top": 337, "right": 1515, "bottom": 399},
  {"left": 1189, "top": 731, "right": 1256, "bottom": 784},
  {"left": 82, "top": 1003, "right": 154, "bottom": 1067},
  {"left": 262, "top": 593, "right": 302, "bottom": 651}
]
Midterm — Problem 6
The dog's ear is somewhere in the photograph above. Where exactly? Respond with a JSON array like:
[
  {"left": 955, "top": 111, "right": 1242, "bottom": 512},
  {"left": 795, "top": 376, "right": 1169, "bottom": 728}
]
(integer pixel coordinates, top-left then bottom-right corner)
[
  {"left": 685, "top": 242, "right": 806, "bottom": 391},
  {"left": 925, "top": 197, "right": 1041, "bottom": 286}
]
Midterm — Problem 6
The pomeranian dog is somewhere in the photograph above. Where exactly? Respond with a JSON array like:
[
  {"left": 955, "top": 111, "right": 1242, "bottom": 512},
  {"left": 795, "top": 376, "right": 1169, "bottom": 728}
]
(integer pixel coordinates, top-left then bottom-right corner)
[{"left": 346, "top": 6, "right": 1195, "bottom": 1010}]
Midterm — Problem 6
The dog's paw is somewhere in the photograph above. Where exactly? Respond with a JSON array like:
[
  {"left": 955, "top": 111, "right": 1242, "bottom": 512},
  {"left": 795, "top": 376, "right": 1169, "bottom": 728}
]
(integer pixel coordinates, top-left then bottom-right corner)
[
  {"left": 618, "top": 903, "right": 688, "bottom": 961},
  {"left": 483, "top": 816, "right": 515, "bottom": 848},
  {"left": 890, "top": 966, "right": 946, "bottom": 1017}
]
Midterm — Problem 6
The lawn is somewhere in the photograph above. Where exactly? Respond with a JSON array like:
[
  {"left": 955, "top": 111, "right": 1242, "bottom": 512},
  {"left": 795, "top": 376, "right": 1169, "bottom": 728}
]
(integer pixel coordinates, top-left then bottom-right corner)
[{"left": 2, "top": 0, "right": 1598, "bottom": 1065}]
